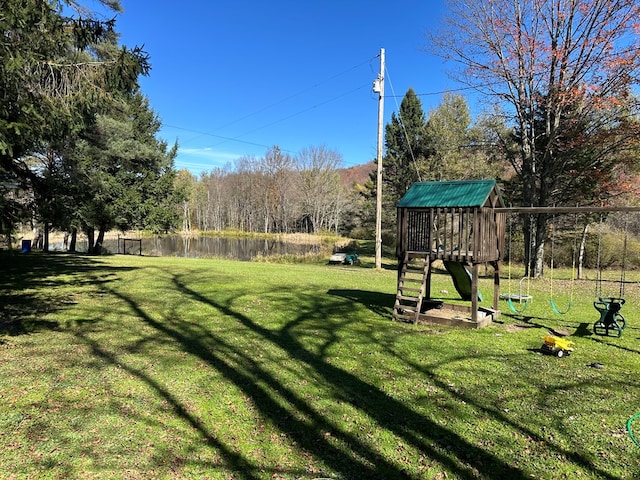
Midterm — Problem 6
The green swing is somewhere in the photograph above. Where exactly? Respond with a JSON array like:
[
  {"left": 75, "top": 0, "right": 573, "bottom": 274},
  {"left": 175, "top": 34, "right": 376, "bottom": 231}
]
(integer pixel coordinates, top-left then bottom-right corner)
[{"left": 503, "top": 215, "right": 532, "bottom": 314}]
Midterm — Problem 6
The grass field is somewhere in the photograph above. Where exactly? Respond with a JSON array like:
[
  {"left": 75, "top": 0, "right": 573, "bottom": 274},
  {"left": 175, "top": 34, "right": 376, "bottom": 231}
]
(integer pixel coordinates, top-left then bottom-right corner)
[{"left": 1, "top": 251, "right": 639, "bottom": 479}]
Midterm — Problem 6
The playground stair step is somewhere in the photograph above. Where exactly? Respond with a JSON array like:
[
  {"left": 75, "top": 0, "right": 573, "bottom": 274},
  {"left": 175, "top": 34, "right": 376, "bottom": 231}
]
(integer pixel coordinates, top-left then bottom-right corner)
[
  {"left": 399, "top": 286, "right": 422, "bottom": 294},
  {"left": 394, "top": 253, "right": 429, "bottom": 324}
]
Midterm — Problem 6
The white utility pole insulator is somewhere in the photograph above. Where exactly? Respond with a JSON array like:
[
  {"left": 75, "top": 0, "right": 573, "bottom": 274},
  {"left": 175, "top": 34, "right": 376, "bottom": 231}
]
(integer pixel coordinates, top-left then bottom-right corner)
[{"left": 374, "top": 48, "right": 385, "bottom": 270}]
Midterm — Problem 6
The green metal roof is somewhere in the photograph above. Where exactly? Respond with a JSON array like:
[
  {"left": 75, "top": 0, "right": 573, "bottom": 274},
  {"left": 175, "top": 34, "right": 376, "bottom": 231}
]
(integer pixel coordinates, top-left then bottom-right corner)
[{"left": 396, "top": 180, "right": 504, "bottom": 208}]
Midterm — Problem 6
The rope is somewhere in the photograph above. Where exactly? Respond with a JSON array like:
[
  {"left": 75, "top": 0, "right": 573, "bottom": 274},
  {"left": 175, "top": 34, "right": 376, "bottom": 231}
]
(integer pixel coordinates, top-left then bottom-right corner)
[
  {"left": 595, "top": 214, "right": 604, "bottom": 299},
  {"left": 595, "top": 212, "right": 628, "bottom": 300},
  {"left": 507, "top": 213, "right": 531, "bottom": 314},
  {"left": 549, "top": 216, "right": 576, "bottom": 315},
  {"left": 628, "top": 413, "right": 640, "bottom": 447},
  {"left": 620, "top": 214, "right": 628, "bottom": 298}
]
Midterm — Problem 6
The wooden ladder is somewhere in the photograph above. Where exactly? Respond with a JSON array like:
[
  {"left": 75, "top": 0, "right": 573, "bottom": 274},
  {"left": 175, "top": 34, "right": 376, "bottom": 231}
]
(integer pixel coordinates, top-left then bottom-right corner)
[{"left": 393, "top": 253, "right": 429, "bottom": 323}]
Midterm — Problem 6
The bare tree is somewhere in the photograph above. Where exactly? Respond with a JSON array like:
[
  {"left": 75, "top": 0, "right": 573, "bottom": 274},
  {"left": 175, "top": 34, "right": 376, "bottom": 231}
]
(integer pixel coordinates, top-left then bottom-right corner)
[
  {"left": 258, "top": 146, "right": 298, "bottom": 233},
  {"left": 175, "top": 146, "right": 357, "bottom": 236},
  {"left": 297, "top": 145, "right": 344, "bottom": 234},
  {"left": 233, "top": 156, "right": 261, "bottom": 232},
  {"left": 173, "top": 170, "right": 196, "bottom": 233},
  {"left": 432, "top": 0, "right": 640, "bottom": 276}
]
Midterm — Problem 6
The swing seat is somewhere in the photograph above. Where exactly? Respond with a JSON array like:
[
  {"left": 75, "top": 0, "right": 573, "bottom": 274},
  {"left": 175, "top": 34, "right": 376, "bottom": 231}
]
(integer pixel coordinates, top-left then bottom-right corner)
[
  {"left": 501, "top": 276, "right": 532, "bottom": 314},
  {"left": 593, "top": 297, "right": 626, "bottom": 338},
  {"left": 500, "top": 293, "right": 532, "bottom": 302},
  {"left": 550, "top": 298, "right": 573, "bottom": 315}
]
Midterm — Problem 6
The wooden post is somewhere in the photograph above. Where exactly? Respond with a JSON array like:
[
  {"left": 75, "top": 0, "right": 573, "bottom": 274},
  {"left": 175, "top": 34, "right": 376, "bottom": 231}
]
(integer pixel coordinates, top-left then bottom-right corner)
[
  {"left": 469, "top": 263, "right": 478, "bottom": 323},
  {"left": 424, "top": 258, "right": 432, "bottom": 304},
  {"left": 493, "top": 260, "right": 501, "bottom": 318}
]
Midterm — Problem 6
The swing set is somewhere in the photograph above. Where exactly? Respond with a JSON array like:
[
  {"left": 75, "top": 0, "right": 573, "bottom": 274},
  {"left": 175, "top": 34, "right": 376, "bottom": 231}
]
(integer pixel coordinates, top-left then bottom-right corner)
[
  {"left": 502, "top": 212, "right": 576, "bottom": 315},
  {"left": 499, "top": 206, "right": 637, "bottom": 335}
]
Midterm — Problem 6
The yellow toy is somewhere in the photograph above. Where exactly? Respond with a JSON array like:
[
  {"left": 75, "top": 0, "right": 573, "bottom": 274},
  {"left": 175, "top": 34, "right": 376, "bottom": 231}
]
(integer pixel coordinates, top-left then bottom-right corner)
[{"left": 541, "top": 335, "right": 574, "bottom": 358}]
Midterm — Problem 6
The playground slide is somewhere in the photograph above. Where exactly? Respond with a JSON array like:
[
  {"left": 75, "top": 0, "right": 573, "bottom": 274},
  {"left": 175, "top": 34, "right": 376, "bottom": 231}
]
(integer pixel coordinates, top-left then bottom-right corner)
[{"left": 443, "top": 261, "right": 483, "bottom": 302}]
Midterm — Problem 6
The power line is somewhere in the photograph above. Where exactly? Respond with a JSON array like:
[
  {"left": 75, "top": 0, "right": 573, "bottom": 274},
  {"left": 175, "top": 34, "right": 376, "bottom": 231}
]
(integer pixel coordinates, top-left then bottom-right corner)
[
  {"left": 208, "top": 82, "right": 371, "bottom": 149},
  {"left": 164, "top": 80, "right": 370, "bottom": 155},
  {"left": 384, "top": 80, "right": 504, "bottom": 99},
  {"left": 164, "top": 58, "right": 508, "bottom": 173},
  {"left": 163, "top": 124, "right": 292, "bottom": 153},
  {"left": 209, "top": 56, "right": 378, "bottom": 133},
  {"left": 386, "top": 84, "right": 481, "bottom": 98},
  {"left": 166, "top": 78, "right": 500, "bottom": 172},
  {"left": 163, "top": 56, "right": 377, "bottom": 155}
]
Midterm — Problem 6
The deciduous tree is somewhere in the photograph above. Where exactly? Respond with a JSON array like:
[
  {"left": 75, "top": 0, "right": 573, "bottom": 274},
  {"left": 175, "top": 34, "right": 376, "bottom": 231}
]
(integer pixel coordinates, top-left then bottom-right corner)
[
  {"left": 425, "top": 93, "right": 501, "bottom": 180},
  {"left": 433, "top": 0, "right": 640, "bottom": 276},
  {"left": 259, "top": 146, "right": 297, "bottom": 233},
  {"left": 297, "top": 145, "right": 344, "bottom": 234}
]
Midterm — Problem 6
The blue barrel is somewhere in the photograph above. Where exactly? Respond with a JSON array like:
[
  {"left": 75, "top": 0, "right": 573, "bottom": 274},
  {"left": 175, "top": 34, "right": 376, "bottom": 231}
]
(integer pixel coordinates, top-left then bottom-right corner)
[{"left": 21, "top": 240, "right": 31, "bottom": 253}]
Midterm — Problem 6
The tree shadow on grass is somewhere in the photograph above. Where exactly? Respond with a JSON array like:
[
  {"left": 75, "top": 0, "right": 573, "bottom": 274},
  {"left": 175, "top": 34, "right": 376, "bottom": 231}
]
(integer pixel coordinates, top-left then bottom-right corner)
[
  {"left": 74, "top": 330, "right": 259, "bottom": 478},
  {"left": 326, "top": 289, "right": 395, "bottom": 318},
  {"left": 498, "top": 311, "right": 565, "bottom": 334},
  {"left": 362, "top": 327, "right": 627, "bottom": 480},
  {"left": 104, "top": 286, "right": 401, "bottom": 478},
  {"left": 585, "top": 334, "right": 640, "bottom": 355},
  {"left": 117, "top": 273, "right": 532, "bottom": 479},
  {"left": 81, "top": 266, "right": 633, "bottom": 479},
  {"left": 1, "top": 251, "right": 101, "bottom": 286},
  {"left": 498, "top": 309, "right": 595, "bottom": 338},
  {"left": 0, "top": 252, "right": 135, "bottom": 336}
]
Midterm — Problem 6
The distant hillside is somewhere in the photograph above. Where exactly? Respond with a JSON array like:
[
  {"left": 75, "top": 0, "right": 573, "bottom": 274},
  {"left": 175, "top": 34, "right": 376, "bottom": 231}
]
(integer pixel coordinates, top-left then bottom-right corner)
[{"left": 338, "top": 161, "right": 374, "bottom": 187}]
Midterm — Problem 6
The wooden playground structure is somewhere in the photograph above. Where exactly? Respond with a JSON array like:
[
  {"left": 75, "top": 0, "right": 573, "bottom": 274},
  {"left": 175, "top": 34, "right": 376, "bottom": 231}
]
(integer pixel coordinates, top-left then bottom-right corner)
[
  {"left": 394, "top": 180, "right": 640, "bottom": 331},
  {"left": 394, "top": 180, "right": 506, "bottom": 327}
]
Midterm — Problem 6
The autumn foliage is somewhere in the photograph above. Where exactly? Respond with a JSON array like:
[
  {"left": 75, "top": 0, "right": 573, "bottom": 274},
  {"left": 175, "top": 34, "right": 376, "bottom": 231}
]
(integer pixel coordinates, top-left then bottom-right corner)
[{"left": 433, "top": 0, "right": 640, "bottom": 274}]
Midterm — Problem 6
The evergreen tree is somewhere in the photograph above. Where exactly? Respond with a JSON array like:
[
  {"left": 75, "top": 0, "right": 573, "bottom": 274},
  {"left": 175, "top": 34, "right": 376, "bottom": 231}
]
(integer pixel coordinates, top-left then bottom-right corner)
[
  {"left": 70, "top": 93, "right": 180, "bottom": 251},
  {"left": 361, "top": 90, "right": 501, "bottom": 240},
  {"left": 0, "top": 0, "right": 149, "bottom": 236},
  {"left": 382, "top": 88, "right": 430, "bottom": 202},
  {"left": 425, "top": 93, "right": 500, "bottom": 180}
]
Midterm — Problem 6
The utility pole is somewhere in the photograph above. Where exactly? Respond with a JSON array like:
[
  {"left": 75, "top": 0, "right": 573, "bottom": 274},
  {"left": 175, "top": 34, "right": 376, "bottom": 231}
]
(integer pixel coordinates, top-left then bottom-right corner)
[{"left": 373, "top": 48, "right": 385, "bottom": 270}]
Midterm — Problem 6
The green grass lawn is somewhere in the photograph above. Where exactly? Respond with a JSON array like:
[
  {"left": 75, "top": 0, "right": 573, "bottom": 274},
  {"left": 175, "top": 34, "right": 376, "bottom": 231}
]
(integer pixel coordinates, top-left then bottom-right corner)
[{"left": 1, "top": 251, "right": 639, "bottom": 479}]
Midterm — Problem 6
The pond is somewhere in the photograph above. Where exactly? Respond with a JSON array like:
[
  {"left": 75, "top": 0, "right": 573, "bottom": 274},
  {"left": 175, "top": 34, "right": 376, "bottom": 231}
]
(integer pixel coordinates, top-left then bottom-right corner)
[{"left": 50, "top": 235, "right": 321, "bottom": 261}]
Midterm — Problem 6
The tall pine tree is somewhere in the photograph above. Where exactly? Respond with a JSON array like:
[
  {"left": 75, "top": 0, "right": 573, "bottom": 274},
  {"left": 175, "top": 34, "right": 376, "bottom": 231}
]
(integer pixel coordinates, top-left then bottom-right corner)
[
  {"left": 382, "top": 88, "right": 430, "bottom": 203},
  {"left": 361, "top": 88, "right": 430, "bottom": 236}
]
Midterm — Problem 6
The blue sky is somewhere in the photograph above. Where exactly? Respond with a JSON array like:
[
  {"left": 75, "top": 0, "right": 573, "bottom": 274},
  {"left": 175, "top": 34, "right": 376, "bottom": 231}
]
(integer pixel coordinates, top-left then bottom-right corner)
[{"left": 107, "top": 1, "right": 464, "bottom": 174}]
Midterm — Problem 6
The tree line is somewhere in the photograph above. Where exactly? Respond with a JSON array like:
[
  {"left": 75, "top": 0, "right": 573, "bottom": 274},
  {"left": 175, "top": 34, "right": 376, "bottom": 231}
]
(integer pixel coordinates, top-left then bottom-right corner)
[
  {"left": 175, "top": 91, "right": 506, "bottom": 240},
  {"left": 177, "top": 0, "right": 640, "bottom": 279},
  {"left": 175, "top": 145, "right": 354, "bottom": 235}
]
